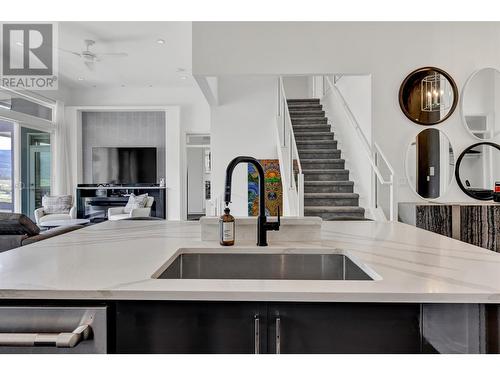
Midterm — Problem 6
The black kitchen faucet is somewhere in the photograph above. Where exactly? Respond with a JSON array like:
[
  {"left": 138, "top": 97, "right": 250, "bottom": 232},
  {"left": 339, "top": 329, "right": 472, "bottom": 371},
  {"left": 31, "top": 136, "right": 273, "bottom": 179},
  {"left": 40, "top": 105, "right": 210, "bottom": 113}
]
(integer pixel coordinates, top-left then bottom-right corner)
[{"left": 224, "top": 156, "right": 280, "bottom": 246}]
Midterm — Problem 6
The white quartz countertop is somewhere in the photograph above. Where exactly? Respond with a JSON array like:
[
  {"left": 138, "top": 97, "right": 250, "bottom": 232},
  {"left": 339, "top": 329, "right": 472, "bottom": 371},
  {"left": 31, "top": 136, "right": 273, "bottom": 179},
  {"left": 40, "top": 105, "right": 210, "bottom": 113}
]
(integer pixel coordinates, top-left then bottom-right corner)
[{"left": 1, "top": 220, "right": 500, "bottom": 303}]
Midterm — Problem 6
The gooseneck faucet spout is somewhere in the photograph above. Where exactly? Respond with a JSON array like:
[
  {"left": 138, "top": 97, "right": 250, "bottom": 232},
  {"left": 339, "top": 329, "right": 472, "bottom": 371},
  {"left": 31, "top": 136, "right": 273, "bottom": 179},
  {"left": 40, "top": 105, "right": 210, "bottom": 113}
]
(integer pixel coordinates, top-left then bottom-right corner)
[{"left": 224, "top": 156, "right": 280, "bottom": 246}]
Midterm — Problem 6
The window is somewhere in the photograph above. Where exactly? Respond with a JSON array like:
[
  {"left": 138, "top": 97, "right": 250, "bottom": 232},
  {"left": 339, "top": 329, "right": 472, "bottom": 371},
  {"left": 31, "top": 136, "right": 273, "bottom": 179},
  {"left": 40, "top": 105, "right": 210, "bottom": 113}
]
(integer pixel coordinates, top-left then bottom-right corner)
[{"left": 0, "top": 120, "right": 14, "bottom": 212}]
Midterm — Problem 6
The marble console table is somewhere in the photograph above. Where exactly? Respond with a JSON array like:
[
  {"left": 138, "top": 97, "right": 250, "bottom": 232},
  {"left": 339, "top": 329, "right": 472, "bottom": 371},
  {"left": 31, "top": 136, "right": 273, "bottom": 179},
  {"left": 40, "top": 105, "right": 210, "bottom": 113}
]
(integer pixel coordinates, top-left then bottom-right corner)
[{"left": 399, "top": 202, "right": 500, "bottom": 252}]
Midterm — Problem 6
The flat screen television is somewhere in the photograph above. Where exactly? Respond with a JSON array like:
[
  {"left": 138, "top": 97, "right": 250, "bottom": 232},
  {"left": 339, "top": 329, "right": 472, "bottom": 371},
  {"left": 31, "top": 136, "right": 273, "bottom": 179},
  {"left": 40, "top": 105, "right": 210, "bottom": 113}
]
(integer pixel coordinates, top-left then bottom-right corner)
[{"left": 92, "top": 147, "right": 157, "bottom": 185}]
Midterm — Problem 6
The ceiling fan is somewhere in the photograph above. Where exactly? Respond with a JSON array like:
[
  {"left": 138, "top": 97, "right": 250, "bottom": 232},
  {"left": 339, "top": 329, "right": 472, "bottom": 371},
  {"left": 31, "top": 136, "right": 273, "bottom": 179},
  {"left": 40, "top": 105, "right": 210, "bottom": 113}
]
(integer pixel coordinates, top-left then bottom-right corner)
[{"left": 60, "top": 39, "right": 128, "bottom": 71}]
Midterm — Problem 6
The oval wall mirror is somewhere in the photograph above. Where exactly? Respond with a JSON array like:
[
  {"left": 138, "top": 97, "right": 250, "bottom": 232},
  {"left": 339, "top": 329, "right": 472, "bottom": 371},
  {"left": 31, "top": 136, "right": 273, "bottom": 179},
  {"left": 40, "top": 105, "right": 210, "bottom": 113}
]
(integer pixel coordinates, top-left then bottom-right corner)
[
  {"left": 455, "top": 142, "right": 500, "bottom": 200},
  {"left": 462, "top": 68, "right": 500, "bottom": 140},
  {"left": 406, "top": 128, "right": 455, "bottom": 199},
  {"left": 399, "top": 67, "right": 458, "bottom": 125}
]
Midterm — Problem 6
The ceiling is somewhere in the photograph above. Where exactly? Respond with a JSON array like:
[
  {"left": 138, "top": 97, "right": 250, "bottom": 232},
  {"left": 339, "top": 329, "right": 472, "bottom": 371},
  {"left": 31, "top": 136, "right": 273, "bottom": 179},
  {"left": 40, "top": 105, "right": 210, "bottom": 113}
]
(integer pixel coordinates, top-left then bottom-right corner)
[{"left": 58, "top": 22, "right": 193, "bottom": 89}]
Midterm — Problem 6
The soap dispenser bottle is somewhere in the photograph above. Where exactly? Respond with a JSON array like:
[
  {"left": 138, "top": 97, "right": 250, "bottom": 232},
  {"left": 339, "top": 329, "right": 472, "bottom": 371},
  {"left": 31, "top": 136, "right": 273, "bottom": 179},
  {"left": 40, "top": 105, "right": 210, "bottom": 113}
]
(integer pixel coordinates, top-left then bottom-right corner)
[{"left": 220, "top": 206, "right": 235, "bottom": 246}]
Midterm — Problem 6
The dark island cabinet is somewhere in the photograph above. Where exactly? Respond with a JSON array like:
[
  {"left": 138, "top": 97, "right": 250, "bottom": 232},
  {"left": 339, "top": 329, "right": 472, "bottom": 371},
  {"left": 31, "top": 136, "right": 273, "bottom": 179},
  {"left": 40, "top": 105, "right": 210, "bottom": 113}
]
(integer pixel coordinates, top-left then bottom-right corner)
[
  {"left": 267, "top": 303, "right": 422, "bottom": 354},
  {"left": 114, "top": 301, "right": 422, "bottom": 354},
  {"left": 115, "top": 301, "right": 267, "bottom": 354}
]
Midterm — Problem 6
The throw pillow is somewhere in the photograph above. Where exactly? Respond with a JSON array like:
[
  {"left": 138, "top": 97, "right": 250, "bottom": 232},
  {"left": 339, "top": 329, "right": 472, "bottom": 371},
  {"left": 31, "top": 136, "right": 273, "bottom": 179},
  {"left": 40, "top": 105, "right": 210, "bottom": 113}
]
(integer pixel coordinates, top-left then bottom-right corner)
[
  {"left": 42, "top": 195, "right": 73, "bottom": 214},
  {"left": 123, "top": 193, "right": 148, "bottom": 214}
]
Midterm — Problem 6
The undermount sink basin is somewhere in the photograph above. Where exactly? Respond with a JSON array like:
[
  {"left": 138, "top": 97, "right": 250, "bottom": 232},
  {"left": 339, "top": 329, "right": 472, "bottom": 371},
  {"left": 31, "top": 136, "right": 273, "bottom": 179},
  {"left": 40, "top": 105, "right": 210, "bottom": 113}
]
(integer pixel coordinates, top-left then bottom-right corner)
[{"left": 153, "top": 249, "right": 378, "bottom": 281}]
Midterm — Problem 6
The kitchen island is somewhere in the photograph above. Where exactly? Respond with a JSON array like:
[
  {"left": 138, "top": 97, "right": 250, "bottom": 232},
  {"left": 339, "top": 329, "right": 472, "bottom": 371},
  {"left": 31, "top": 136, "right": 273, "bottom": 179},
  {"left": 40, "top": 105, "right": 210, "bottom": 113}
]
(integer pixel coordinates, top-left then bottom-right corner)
[{"left": 0, "top": 220, "right": 499, "bottom": 353}]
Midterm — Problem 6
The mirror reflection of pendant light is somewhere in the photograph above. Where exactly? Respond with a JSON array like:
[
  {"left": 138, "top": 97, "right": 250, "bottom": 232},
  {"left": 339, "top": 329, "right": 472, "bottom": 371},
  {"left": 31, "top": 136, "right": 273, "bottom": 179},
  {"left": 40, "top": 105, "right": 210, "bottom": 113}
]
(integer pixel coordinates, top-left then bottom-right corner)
[{"left": 421, "top": 72, "right": 452, "bottom": 112}]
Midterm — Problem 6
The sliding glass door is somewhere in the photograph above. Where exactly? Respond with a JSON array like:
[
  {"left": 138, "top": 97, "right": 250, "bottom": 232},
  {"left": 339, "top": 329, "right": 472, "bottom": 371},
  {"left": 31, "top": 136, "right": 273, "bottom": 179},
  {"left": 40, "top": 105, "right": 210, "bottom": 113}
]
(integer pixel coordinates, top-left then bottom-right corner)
[
  {"left": 21, "top": 128, "right": 51, "bottom": 219},
  {"left": 0, "top": 120, "right": 14, "bottom": 212},
  {"left": 0, "top": 88, "right": 56, "bottom": 217}
]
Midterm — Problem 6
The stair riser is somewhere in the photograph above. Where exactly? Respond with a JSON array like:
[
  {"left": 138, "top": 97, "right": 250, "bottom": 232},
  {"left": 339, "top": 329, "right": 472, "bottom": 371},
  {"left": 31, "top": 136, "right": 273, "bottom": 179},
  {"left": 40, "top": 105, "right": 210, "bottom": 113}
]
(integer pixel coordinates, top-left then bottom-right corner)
[
  {"left": 295, "top": 133, "right": 334, "bottom": 141},
  {"left": 293, "top": 126, "right": 331, "bottom": 133},
  {"left": 304, "top": 185, "right": 354, "bottom": 193},
  {"left": 288, "top": 104, "right": 323, "bottom": 110},
  {"left": 297, "top": 142, "right": 337, "bottom": 150},
  {"left": 304, "top": 172, "right": 349, "bottom": 182},
  {"left": 305, "top": 197, "right": 359, "bottom": 207},
  {"left": 287, "top": 99, "right": 320, "bottom": 104},
  {"left": 305, "top": 211, "right": 365, "bottom": 221},
  {"left": 290, "top": 111, "right": 325, "bottom": 118},
  {"left": 292, "top": 118, "right": 328, "bottom": 125},
  {"left": 301, "top": 160, "right": 345, "bottom": 169},
  {"left": 299, "top": 151, "right": 341, "bottom": 159}
]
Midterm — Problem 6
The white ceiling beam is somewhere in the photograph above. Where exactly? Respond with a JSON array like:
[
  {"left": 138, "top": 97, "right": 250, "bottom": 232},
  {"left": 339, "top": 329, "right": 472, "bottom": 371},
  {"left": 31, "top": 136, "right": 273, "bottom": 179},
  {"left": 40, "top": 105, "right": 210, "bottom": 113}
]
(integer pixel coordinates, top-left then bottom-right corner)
[{"left": 193, "top": 75, "right": 218, "bottom": 106}]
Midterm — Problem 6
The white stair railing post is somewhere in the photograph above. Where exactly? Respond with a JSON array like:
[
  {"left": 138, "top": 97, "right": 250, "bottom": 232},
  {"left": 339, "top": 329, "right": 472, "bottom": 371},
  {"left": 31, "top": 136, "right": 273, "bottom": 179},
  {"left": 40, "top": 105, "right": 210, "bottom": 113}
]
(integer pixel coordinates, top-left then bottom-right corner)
[
  {"left": 298, "top": 173, "right": 304, "bottom": 216},
  {"left": 275, "top": 76, "right": 304, "bottom": 217}
]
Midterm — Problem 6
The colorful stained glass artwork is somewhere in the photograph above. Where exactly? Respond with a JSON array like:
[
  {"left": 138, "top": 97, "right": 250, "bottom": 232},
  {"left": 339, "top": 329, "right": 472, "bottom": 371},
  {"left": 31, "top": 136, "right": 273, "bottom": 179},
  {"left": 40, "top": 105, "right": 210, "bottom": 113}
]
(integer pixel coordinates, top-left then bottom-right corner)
[{"left": 248, "top": 159, "right": 282, "bottom": 216}]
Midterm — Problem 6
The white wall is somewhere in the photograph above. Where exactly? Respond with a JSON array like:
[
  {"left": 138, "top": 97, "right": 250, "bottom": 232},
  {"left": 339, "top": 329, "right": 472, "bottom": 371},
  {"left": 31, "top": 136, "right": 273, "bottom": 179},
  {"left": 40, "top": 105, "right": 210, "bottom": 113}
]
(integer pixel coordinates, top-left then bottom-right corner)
[
  {"left": 283, "top": 76, "right": 310, "bottom": 99},
  {"left": 335, "top": 76, "right": 372, "bottom": 144},
  {"left": 192, "top": 22, "right": 500, "bottom": 206},
  {"left": 187, "top": 147, "right": 205, "bottom": 214},
  {"left": 65, "top": 85, "right": 210, "bottom": 135},
  {"left": 320, "top": 76, "right": 374, "bottom": 215},
  {"left": 210, "top": 75, "right": 278, "bottom": 216}
]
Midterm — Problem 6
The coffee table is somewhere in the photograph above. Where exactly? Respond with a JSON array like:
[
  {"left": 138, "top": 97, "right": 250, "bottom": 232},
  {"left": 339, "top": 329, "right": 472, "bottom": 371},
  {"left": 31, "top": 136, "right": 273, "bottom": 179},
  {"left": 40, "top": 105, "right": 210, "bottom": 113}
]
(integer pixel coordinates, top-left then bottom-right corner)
[{"left": 40, "top": 219, "right": 90, "bottom": 228}]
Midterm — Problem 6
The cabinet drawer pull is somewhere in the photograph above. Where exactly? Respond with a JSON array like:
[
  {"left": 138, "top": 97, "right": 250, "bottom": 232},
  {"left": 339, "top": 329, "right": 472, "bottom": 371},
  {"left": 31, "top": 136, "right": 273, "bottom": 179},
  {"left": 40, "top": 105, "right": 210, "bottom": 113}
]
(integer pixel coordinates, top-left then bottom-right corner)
[
  {"left": 0, "top": 324, "right": 91, "bottom": 348},
  {"left": 275, "top": 317, "right": 281, "bottom": 354},
  {"left": 254, "top": 315, "right": 260, "bottom": 354}
]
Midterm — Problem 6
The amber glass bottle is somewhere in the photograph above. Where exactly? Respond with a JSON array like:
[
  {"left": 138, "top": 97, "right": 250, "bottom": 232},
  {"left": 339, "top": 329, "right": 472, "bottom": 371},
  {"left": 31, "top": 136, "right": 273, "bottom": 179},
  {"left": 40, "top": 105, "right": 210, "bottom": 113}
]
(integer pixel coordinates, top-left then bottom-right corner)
[{"left": 219, "top": 207, "right": 235, "bottom": 246}]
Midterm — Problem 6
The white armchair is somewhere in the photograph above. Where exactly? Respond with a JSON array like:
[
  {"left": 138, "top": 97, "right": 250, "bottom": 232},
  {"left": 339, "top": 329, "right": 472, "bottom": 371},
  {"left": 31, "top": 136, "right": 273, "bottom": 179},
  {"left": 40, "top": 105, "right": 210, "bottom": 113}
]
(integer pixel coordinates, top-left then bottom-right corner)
[
  {"left": 108, "top": 196, "right": 155, "bottom": 221},
  {"left": 34, "top": 199, "right": 77, "bottom": 225}
]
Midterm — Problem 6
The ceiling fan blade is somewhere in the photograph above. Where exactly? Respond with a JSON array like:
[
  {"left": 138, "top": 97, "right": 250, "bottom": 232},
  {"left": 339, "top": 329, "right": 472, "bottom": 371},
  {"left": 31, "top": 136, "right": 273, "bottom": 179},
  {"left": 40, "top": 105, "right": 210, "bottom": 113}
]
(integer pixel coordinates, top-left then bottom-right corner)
[
  {"left": 59, "top": 48, "right": 82, "bottom": 57},
  {"left": 84, "top": 61, "right": 95, "bottom": 71}
]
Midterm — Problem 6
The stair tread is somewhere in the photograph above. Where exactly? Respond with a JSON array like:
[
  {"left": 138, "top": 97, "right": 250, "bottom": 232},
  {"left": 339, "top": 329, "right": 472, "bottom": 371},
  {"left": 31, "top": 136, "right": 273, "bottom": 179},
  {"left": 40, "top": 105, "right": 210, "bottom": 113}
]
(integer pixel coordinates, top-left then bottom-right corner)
[
  {"left": 304, "top": 192, "right": 359, "bottom": 198},
  {"left": 287, "top": 98, "right": 320, "bottom": 102},
  {"left": 292, "top": 116, "right": 327, "bottom": 120},
  {"left": 290, "top": 112, "right": 325, "bottom": 116},
  {"left": 296, "top": 139, "right": 336, "bottom": 143},
  {"left": 301, "top": 158, "right": 344, "bottom": 162},
  {"left": 305, "top": 181, "right": 353, "bottom": 185},
  {"left": 303, "top": 169, "right": 348, "bottom": 173},
  {"left": 299, "top": 149, "right": 340, "bottom": 153},
  {"left": 294, "top": 125, "right": 331, "bottom": 128},
  {"left": 289, "top": 109, "right": 324, "bottom": 112},
  {"left": 294, "top": 132, "right": 333, "bottom": 136},
  {"left": 293, "top": 123, "right": 331, "bottom": 125},
  {"left": 293, "top": 119, "right": 330, "bottom": 121},
  {"left": 293, "top": 125, "right": 331, "bottom": 129},
  {"left": 288, "top": 104, "right": 322, "bottom": 109},
  {"left": 304, "top": 206, "right": 365, "bottom": 212}
]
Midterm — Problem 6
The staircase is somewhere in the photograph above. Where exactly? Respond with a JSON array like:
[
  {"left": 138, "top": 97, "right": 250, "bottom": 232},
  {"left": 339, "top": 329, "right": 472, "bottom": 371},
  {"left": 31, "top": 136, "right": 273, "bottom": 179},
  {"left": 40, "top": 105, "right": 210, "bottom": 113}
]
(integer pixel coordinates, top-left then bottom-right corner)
[{"left": 288, "top": 98, "right": 365, "bottom": 220}]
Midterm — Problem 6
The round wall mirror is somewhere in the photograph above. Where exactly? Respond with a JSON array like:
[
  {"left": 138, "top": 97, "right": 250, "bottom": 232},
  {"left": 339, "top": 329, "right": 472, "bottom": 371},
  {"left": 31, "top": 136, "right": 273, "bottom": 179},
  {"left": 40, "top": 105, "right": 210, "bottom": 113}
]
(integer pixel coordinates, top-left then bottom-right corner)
[
  {"left": 399, "top": 67, "right": 458, "bottom": 125},
  {"left": 462, "top": 68, "right": 500, "bottom": 140},
  {"left": 455, "top": 142, "right": 500, "bottom": 200},
  {"left": 406, "top": 128, "right": 455, "bottom": 199}
]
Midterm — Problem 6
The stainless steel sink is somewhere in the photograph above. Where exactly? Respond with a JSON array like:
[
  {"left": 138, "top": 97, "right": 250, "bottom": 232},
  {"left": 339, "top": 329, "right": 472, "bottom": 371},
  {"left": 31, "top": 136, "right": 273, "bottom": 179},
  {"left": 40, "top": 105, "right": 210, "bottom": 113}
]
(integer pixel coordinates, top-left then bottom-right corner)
[{"left": 154, "top": 249, "right": 377, "bottom": 281}]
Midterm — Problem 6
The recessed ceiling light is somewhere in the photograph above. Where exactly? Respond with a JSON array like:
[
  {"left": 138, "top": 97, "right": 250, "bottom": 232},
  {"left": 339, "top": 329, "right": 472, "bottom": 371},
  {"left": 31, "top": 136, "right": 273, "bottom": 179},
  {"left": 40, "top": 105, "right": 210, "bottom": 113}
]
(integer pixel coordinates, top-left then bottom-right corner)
[
  {"left": 156, "top": 38, "right": 166, "bottom": 45},
  {"left": 180, "top": 76, "right": 187, "bottom": 80},
  {"left": 77, "top": 77, "right": 84, "bottom": 81}
]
